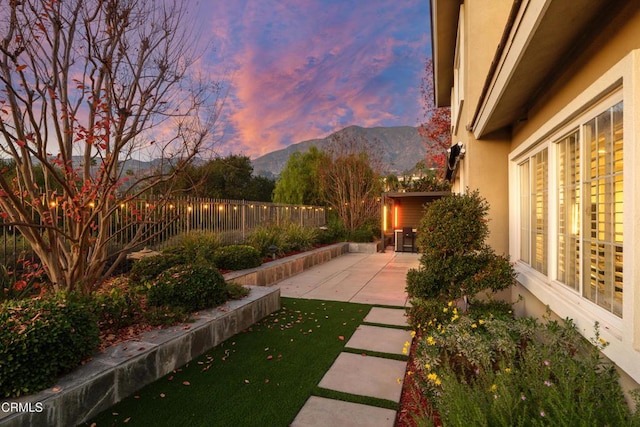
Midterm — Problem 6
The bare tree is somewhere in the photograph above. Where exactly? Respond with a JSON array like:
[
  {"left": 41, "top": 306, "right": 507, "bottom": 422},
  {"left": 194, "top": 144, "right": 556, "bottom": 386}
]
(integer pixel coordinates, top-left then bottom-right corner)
[
  {"left": 0, "top": 0, "right": 222, "bottom": 293},
  {"left": 320, "top": 130, "right": 382, "bottom": 233}
]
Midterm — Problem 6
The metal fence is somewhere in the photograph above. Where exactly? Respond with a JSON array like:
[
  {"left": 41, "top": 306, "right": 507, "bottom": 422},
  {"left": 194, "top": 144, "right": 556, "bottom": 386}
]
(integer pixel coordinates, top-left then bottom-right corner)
[{"left": 0, "top": 197, "right": 327, "bottom": 268}]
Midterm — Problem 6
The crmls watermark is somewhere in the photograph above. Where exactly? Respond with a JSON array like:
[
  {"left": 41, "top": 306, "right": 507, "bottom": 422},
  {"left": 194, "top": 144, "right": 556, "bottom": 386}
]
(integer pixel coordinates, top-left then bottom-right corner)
[{"left": 1, "top": 402, "right": 44, "bottom": 413}]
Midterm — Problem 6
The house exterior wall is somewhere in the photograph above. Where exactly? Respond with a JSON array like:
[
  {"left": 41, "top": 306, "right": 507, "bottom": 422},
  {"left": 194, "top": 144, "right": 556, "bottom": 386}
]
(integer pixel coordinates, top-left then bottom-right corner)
[
  {"left": 450, "top": 0, "right": 512, "bottom": 254},
  {"left": 432, "top": 0, "right": 640, "bottom": 393},
  {"left": 507, "top": 4, "right": 640, "bottom": 390}
]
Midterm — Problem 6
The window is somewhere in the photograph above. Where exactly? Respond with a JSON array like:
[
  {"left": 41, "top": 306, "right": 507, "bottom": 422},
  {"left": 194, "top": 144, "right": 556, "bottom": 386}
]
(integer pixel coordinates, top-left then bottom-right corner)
[
  {"left": 583, "top": 102, "right": 623, "bottom": 316},
  {"left": 519, "top": 161, "right": 530, "bottom": 263},
  {"left": 516, "top": 100, "right": 623, "bottom": 317},
  {"left": 557, "top": 131, "right": 580, "bottom": 290}
]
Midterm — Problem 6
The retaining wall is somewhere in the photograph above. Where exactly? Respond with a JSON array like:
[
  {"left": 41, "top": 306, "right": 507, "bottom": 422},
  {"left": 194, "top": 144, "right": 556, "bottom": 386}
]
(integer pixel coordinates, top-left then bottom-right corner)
[{"left": 0, "top": 287, "right": 280, "bottom": 427}]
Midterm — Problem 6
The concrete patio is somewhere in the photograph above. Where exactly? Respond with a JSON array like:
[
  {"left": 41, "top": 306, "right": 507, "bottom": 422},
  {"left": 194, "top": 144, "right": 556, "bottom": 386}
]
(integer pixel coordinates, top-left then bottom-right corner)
[
  {"left": 275, "top": 250, "right": 419, "bottom": 306},
  {"left": 277, "top": 250, "right": 420, "bottom": 427}
]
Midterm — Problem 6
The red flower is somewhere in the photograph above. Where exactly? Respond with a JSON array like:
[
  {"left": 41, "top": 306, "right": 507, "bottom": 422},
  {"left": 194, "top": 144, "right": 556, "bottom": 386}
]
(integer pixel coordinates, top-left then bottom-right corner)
[{"left": 13, "top": 280, "right": 27, "bottom": 291}]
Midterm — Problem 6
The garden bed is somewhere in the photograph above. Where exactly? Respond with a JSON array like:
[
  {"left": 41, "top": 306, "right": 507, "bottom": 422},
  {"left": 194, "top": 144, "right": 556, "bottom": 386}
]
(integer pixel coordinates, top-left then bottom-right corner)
[
  {"left": 223, "top": 242, "right": 350, "bottom": 287},
  {"left": 0, "top": 287, "right": 280, "bottom": 427}
]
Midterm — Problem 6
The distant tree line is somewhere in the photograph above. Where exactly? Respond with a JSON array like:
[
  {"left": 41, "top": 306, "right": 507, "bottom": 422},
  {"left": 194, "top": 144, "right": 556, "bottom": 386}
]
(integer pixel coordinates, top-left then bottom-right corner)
[{"left": 172, "top": 155, "right": 275, "bottom": 202}]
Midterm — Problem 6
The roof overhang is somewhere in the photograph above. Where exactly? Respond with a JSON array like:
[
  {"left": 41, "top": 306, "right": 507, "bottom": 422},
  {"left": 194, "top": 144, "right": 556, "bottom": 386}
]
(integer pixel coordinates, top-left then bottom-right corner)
[
  {"left": 383, "top": 191, "right": 450, "bottom": 200},
  {"left": 470, "top": 0, "right": 621, "bottom": 138},
  {"left": 430, "top": 0, "right": 622, "bottom": 138},
  {"left": 430, "top": 0, "right": 460, "bottom": 107}
]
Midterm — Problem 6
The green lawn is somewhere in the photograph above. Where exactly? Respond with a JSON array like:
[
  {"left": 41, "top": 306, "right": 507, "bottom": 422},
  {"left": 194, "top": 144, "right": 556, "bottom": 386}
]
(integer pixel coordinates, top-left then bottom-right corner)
[{"left": 84, "top": 298, "right": 374, "bottom": 427}]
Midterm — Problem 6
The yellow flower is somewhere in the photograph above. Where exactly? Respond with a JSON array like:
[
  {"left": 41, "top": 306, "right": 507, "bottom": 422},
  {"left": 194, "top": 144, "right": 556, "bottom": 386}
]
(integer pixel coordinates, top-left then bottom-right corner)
[
  {"left": 504, "top": 368, "right": 511, "bottom": 373},
  {"left": 407, "top": 371, "right": 413, "bottom": 376},
  {"left": 410, "top": 330, "right": 416, "bottom": 338},
  {"left": 396, "top": 377, "right": 402, "bottom": 384},
  {"left": 427, "top": 373, "right": 438, "bottom": 382},
  {"left": 448, "top": 301, "right": 453, "bottom": 307},
  {"left": 402, "top": 347, "right": 408, "bottom": 355},
  {"left": 490, "top": 384, "right": 498, "bottom": 393},
  {"left": 471, "top": 323, "right": 478, "bottom": 329},
  {"left": 424, "top": 363, "right": 431, "bottom": 371},
  {"left": 426, "top": 336, "right": 436, "bottom": 345},
  {"left": 451, "top": 314, "right": 459, "bottom": 322},
  {"left": 599, "top": 338, "right": 607, "bottom": 346},
  {"left": 443, "top": 307, "right": 449, "bottom": 313},
  {"left": 404, "top": 341, "right": 410, "bottom": 348},
  {"left": 478, "top": 319, "right": 485, "bottom": 325},
  {"left": 435, "top": 378, "right": 441, "bottom": 386}
]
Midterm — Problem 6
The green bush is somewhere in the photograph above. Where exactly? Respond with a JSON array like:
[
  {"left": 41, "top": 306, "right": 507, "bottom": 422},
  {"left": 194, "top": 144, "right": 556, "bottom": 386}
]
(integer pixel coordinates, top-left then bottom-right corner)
[
  {"left": 129, "top": 253, "right": 186, "bottom": 285},
  {"left": 281, "top": 223, "right": 319, "bottom": 252},
  {"left": 163, "top": 231, "right": 221, "bottom": 264},
  {"left": 0, "top": 296, "right": 100, "bottom": 397},
  {"left": 412, "top": 316, "right": 640, "bottom": 426},
  {"left": 246, "top": 226, "right": 284, "bottom": 257},
  {"left": 146, "top": 264, "right": 227, "bottom": 312},
  {"left": 406, "top": 297, "right": 452, "bottom": 330},
  {"left": 83, "top": 278, "right": 141, "bottom": 333},
  {"left": 226, "top": 282, "right": 250, "bottom": 300},
  {"left": 406, "top": 191, "right": 516, "bottom": 303},
  {"left": 142, "top": 305, "right": 188, "bottom": 326},
  {"left": 348, "top": 222, "right": 379, "bottom": 242},
  {"left": 213, "top": 245, "right": 262, "bottom": 271}
]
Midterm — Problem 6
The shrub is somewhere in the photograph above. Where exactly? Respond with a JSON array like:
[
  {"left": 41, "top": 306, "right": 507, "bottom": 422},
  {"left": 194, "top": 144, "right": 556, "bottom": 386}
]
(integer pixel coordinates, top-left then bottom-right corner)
[
  {"left": 142, "top": 305, "right": 188, "bottom": 326},
  {"left": 213, "top": 245, "right": 262, "bottom": 271},
  {"left": 281, "top": 223, "right": 319, "bottom": 252},
  {"left": 246, "top": 226, "right": 284, "bottom": 257},
  {"left": 82, "top": 278, "right": 141, "bottom": 333},
  {"left": 406, "top": 297, "right": 452, "bottom": 330},
  {"left": 226, "top": 282, "right": 250, "bottom": 300},
  {"left": 146, "top": 264, "right": 227, "bottom": 312},
  {"left": 0, "top": 296, "right": 99, "bottom": 397},
  {"left": 412, "top": 316, "right": 640, "bottom": 426},
  {"left": 406, "top": 191, "right": 516, "bottom": 303},
  {"left": 163, "top": 231, "right": 221, "bottom": 264},
  {"left": 316, "top": 216, "right": 347, "bottom": 245},
  {"left": 347, "top": 221, "right": 380, "bottom": 242},
  {"left": 129, "top": 253, "right": 186, "bottom": 285}
]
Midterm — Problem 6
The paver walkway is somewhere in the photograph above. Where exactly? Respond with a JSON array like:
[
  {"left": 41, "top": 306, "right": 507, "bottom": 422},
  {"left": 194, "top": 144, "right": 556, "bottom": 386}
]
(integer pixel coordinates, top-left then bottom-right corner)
[{"left": 276, "top": 251, "right": 420, "bottom": 427}]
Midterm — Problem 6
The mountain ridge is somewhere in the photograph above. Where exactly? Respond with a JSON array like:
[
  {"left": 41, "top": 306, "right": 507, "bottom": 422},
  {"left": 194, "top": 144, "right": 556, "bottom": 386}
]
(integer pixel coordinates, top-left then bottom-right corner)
[{"left": 252, "top": 125, "right": 427, "bottom": 178}]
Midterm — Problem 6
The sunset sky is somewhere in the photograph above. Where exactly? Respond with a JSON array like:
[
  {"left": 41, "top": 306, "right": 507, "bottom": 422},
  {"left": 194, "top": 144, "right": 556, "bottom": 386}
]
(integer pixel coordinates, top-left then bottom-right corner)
[{"left": 194, "top": 0, "right": 431, "bottom": 158}]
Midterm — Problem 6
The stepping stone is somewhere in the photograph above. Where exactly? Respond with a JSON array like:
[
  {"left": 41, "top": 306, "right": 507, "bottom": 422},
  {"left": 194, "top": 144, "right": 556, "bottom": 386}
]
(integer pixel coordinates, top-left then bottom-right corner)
[
  {"left": 346, "top": 325, "right": 413, "bottom": 355},
  {"left": 364, "top": 307, "right": 408, "bottom": 327},
  {"left": 291, "top": 396, "right": 396, "bottom": 427},
  {"left": 318, "top": 353, "right": 406, "bottom": 402}
]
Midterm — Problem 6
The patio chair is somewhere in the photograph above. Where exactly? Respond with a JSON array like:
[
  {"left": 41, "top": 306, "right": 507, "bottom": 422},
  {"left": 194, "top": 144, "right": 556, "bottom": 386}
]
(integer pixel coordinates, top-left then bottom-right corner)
[{"left": 402, "top": 227, "right": 415, "bottom": 253}]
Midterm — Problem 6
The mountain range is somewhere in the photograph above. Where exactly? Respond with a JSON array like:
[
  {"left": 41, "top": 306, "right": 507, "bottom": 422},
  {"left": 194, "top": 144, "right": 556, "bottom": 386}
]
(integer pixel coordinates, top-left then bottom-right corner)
[{"left": 251, "top": 125, "right": 427, "bottom": 178}]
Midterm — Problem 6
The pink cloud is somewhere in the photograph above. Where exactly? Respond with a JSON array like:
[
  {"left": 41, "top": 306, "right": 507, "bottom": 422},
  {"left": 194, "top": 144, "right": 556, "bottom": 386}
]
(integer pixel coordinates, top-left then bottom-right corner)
[{"left": 199, "top": 0, "right": 429, "bottom": 159}]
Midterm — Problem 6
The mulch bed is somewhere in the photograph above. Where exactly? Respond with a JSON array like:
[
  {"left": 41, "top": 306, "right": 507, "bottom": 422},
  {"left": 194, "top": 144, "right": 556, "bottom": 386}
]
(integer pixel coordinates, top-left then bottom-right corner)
[{"left": 396, "top": 332, "right": 442, "bottom": 427}]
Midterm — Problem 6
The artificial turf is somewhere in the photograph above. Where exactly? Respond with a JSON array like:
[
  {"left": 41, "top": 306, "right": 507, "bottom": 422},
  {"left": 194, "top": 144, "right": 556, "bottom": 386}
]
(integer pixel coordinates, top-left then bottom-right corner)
[{"left": 84, "top": 297, "right": 374, "bottom": 427}]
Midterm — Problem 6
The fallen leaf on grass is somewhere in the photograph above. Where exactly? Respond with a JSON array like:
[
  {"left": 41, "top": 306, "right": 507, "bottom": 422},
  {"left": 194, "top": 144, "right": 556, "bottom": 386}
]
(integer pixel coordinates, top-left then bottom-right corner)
[
  {"left": 267, "top": 355, "right": 273, "bottom": 360},
  {"left": 182, "top": 381, "right": 190, "bottom": 386},
  {"left": 160, "top": 393, "right": 166, "bottom": 398},
  {"left": 124, "top": 417, "right": 131, "bottom": 423},
  {"left": 52, "top": 386, "right": 61, "bottom": 392},
  {"left": 338, "top": 336, "right": 344, "bottom": 341},
  {"left": 244, "top": 379, "right": 250, "bottom": 384}
]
